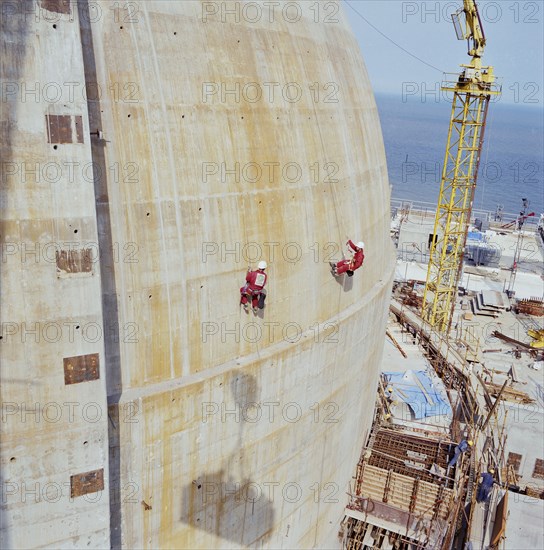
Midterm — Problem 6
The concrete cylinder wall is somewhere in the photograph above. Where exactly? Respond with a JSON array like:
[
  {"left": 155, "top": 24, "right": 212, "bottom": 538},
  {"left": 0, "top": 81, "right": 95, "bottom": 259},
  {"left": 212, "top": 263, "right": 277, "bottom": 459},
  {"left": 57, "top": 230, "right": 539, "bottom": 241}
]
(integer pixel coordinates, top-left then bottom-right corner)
[
  {"left": 1, "top": 1, "right": 394, "bottom": 548},
  {"left": 1, "top": 1, "right": 110, "bottom": 547}
]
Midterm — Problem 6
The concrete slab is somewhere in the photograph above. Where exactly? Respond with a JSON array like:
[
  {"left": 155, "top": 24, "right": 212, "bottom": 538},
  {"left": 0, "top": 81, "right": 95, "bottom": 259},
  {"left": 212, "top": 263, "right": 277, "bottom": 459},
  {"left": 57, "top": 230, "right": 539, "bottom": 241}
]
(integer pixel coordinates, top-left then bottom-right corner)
[
  {"left": 504, "top": 495, "right": 544, "bottom": 550},
  {"left": 482, "top": 290, "right": 507, "bottom": 309}
]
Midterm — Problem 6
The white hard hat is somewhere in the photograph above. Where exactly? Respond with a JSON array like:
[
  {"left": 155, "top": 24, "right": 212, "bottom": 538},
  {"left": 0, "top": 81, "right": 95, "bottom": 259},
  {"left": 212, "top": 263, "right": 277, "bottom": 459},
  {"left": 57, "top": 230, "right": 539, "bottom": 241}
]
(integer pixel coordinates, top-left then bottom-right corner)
[
  {"left": 258, "top": 260, "right": 267, "bottom": 270},
  {"left": 357, "top": 241, "right": 365, "bottom": 249}
]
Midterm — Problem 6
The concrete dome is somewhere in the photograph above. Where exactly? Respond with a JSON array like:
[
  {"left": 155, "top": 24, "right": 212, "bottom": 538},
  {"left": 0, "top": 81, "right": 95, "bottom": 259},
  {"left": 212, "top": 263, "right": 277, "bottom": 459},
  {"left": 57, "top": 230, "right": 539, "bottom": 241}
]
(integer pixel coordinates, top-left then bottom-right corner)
[{"left": 0, "top": 1, "right": 394, "bottom": 548}]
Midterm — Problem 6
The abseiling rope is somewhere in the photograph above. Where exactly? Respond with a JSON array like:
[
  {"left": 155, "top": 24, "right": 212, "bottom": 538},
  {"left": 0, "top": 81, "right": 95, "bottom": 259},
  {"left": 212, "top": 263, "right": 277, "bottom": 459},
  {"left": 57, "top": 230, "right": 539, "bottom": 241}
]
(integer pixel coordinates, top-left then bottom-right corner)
[
  {"left": 308, "top": 98, "right": 348, "bottom": 383},
  {"left": 238, "top": 163, "right": 263, "bottom": 361}
]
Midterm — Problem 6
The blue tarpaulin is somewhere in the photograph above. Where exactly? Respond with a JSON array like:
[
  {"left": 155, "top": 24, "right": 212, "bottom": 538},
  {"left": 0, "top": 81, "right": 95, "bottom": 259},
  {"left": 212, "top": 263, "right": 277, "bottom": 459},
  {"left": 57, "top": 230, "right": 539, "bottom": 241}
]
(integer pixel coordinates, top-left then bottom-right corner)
[
  {"left": 467, "top": 231, "right": 485, "bottom": 242},
  {"left": 383, "top": 370, "right": 452, "bottom": 420}
]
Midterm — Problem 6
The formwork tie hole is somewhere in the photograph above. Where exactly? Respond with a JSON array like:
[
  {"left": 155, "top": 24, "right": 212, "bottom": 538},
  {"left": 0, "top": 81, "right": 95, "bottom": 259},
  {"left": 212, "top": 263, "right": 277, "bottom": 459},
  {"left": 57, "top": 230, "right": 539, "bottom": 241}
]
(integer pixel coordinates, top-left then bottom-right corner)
[
  {"left": 74, "top": 229, "right": 78, "bottom": 234},
  {"left": 10, "top": 457, "right": 16, "bottom": 462}
]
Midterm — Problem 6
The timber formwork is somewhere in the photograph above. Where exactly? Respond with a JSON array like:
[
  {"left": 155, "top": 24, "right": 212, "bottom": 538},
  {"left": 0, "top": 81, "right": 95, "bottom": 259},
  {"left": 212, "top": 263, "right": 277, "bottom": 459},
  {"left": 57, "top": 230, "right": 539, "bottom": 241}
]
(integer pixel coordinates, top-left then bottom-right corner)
[
  {"left": 342, "top": 303, "right": 496, "bottom": 549},
  {"left": 344, "top": 428, "right": 469, "bottom": 549},
  {"left": 355, "top": 301, "right": 512, "bottom": 549},
  {"left": 365, "top": 429, "right": 453, "bottom": 488}
]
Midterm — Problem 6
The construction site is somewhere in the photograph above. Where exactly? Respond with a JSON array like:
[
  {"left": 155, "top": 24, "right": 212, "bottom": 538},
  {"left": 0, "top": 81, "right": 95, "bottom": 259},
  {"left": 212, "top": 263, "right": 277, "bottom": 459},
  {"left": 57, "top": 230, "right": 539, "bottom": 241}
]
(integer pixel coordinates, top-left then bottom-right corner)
[
  {"left": 340, "top": 205, "right": 544, "bottom": 549},
  {"left": 1, "top": 1, "right": 542, "bottom": 548},
  {"left": 339, "top": 1, "right": 543, "bottom": 548}
]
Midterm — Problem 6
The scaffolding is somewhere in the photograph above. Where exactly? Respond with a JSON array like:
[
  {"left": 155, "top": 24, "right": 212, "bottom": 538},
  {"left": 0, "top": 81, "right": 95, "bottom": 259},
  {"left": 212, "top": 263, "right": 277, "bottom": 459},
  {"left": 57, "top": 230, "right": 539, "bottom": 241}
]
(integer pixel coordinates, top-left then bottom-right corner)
[
  {"left": 343, "top": 427, "right": 467, "bottom": 549},
  {"left": 341, "top": 300, "right": 510, "bottom": 549}
]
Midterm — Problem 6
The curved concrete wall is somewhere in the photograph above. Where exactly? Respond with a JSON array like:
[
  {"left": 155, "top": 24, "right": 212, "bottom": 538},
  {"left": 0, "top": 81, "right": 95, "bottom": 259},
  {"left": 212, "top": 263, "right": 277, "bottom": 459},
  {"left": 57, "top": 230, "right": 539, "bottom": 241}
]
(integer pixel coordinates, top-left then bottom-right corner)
[{"left": 1, "top": 1, "right": 394, "bottom": 548}]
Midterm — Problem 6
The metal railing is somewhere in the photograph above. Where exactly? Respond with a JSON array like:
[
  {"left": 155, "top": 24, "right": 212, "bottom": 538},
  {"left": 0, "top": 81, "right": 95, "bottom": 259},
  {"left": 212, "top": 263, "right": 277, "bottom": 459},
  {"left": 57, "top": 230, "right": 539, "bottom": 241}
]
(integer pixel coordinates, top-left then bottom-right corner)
[{"left": 391, "top": 197, "right": 541, "bottom": 231}]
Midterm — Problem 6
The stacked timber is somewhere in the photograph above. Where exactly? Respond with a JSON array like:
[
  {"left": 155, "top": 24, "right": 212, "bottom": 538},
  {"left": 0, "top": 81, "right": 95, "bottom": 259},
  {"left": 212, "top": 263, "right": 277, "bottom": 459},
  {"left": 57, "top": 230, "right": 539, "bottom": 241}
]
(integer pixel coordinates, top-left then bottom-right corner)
[
  {"left": 395, "top": 281, "right": 424, "bottom": 309},
  {"left": 515, "top": 298, "right": 544, "bottom": 316},
  {"left": 525, "top": 486, "right": 544, "bottom": 499},
  {"left": 485, "top": 382, "right": 534, "bottom": 404}
]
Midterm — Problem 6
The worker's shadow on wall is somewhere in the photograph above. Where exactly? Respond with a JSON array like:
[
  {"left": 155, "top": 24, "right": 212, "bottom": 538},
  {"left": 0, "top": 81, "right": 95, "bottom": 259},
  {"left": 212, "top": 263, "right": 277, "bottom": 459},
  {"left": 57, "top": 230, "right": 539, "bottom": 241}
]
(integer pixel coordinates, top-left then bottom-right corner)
[
  {"left": 333, "top": 273, "right": 354, "bottom": 292},
  {"left": 253, "top": 307, "right": 265, "bottom": 320},
  {"left": 179, "top": 372, "right": 275, "bottom": 546}
]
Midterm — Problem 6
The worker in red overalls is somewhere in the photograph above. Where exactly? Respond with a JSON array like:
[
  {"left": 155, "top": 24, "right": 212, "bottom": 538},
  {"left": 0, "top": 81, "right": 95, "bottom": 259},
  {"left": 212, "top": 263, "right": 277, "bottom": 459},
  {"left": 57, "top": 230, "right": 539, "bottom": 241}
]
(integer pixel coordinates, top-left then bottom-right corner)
[
  {"left": 331, "top": 240, "right": 365, "bottom": 277},
  {"left": 240, "top": 261, "right": 268, "bottom": 313}
]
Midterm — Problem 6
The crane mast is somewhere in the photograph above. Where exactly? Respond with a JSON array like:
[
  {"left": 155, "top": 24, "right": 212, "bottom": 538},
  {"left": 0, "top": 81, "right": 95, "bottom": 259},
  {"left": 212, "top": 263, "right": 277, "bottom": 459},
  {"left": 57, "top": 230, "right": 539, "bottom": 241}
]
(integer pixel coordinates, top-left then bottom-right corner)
[{"left": 421, "top": 0, "right": 501, "bottom": 333}]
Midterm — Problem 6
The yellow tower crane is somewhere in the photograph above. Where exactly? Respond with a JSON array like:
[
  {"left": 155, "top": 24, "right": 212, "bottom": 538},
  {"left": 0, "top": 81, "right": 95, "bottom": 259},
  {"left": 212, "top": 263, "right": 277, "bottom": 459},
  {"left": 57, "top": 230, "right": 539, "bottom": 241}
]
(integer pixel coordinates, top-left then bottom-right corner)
[{"left": 421, "top": 0, "right": 501, "bottom": 333}]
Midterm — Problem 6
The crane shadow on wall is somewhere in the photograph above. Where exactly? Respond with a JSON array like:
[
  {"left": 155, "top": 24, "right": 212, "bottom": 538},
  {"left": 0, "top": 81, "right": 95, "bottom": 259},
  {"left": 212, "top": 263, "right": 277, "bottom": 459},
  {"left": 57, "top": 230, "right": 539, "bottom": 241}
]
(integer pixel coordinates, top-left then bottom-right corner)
[
  {"left": 180, "top": 470, "right": 276, "bottom": 546},
  {"left": 179, "top": 372, "right": 275, "bottom": 545}
]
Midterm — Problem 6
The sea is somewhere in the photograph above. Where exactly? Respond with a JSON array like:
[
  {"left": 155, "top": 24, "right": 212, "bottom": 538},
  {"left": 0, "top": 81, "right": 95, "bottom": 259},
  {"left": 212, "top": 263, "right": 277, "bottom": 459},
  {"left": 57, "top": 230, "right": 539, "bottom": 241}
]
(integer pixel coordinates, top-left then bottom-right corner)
[{"left": 375, "top": 93, "right": 544, "bottom": 218}]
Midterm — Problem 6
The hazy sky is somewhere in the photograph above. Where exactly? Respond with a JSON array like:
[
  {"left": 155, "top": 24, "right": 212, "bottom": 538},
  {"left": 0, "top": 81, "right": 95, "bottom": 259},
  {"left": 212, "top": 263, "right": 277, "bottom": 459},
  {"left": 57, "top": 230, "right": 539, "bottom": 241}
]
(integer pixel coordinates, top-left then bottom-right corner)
[{"left": 344, "top": 0, "right": 544, "bottom": 107}]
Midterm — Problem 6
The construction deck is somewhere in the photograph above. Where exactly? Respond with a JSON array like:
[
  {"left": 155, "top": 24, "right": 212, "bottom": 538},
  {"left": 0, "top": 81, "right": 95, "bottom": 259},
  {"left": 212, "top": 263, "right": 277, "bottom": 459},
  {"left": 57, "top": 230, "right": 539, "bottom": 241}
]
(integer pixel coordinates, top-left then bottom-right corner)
[{"left": 342, "top": 269, "right": 543, "bottom": 549}]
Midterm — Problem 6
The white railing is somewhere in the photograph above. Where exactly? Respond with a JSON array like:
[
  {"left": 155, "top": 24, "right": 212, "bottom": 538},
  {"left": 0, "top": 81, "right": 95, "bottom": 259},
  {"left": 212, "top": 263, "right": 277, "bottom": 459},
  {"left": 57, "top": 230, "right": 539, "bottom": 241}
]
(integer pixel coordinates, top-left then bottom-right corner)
[{"left": 390, "top": 197, "right": 541, "bottom": 231}]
